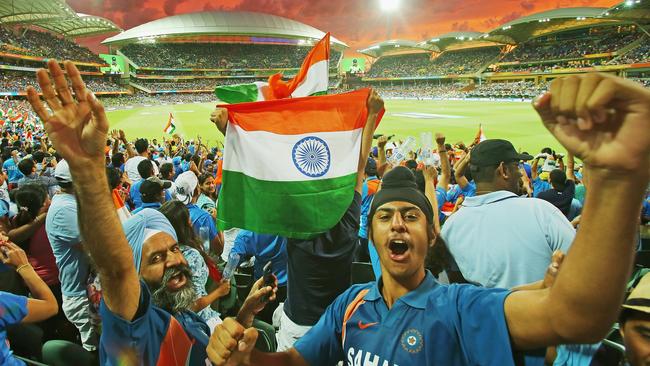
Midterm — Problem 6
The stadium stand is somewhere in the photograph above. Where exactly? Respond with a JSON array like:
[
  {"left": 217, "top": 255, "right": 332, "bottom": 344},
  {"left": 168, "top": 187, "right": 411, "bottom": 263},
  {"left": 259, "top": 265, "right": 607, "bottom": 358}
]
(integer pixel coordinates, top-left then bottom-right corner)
[
  {"left": 121, "top": 43, "right": 342, "bottom": 70},
  {"left": 0, "top": 28, "right": 102, "bottom": 63}
]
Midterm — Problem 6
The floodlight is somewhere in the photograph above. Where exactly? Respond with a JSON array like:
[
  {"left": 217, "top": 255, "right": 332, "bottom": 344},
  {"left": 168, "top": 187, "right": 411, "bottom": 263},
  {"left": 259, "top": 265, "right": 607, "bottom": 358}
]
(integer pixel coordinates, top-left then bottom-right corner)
[{"left": 379, "top": 0, "right": 400, "bottom": 12}]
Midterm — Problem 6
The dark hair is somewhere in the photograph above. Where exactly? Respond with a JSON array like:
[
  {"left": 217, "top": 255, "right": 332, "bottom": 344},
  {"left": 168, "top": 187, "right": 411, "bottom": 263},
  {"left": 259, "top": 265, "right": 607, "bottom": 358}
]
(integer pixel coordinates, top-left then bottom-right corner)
[
  {"left": 17, "top": 158, "right": 35, "bottom": 176},
  {"left": 1, "top": 147, "right": 12, "bottom": 161},
  {"left": 183, "top": 153, "right": 192, "bottom": 162},
  {"left": 198, "top": 173, "right": 213, "bottom": 186},
  {"left": 159, "top": 163, "right": 174, "bottom": 179},
  {"left": 106, "top": 167, "right": 122, "bottom": 190},
  {"left": 137, "top": 159, "right": 154, "bottom": 179},
  {"left": 159, "top": 200, "right": 212, "bottom": 262},
  {"left": 191, "top": 155, "right": 201, "bottom": 167},
  {"left": 14, "top": 184, "right": 47, "bottom": 228},
  {"left": 32, "top": 151, "right": 45, "bottom": 163},
  {"left": 541, "top": 147, "right": 554, "bottom": 155},
  {"left": 111, "top": 152, "right": 125, "bottom": 168},
  {"left": 206, "top": 153, "right": 215, "bottom": 161},
  {"left": 549, "top": 169, "right": 567, "bottom": 191},
  {"left": 134, "top": 138, "right": 148, "bottom": 154}
]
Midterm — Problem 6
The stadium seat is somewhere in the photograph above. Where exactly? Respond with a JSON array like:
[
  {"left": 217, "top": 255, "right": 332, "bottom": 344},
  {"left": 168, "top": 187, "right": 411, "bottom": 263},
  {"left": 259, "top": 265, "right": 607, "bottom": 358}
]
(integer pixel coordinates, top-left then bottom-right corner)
[
  {"left": 635, "top": 251, "right": 650, "bottom": 268},
  {"left": 234, "top": 272, "right": 254, "bottom": 305},
  {"left": 253, "top": 318, "right": 278, "bottom": 353}
]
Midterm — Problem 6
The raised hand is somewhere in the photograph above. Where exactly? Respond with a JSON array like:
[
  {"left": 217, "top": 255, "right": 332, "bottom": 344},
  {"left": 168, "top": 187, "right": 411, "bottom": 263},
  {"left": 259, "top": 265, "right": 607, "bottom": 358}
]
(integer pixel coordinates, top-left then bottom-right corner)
[
  {"left": 25, "top": 60, "right": 108, "bottom": 169},
  {"left": 207, "top": 317, "right": 258, "bottom": 366},
  {"left": 533, "top": 74, "right": 650, "bottom": 172},
  {"left": 435, "top": 133, "right": 446, "bottom": 146},
  {"left": 118, "top": 129, "right": 127, "bottom": 143},
  {"left": 377, "top": 135, "right": 388, "bottom": 149},
  {"left": 367, "top": 89, "right": 384, "bottom": 115},
  {"left": 210, "top": 108, "right": 229, "bottom": 135}
]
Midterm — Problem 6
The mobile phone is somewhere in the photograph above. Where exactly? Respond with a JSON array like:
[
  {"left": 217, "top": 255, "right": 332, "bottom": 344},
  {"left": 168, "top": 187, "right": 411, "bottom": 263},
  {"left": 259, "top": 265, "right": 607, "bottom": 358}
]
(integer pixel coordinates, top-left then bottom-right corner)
[{"left": 262, "top": 261, "right": 275, "bottom": 301}]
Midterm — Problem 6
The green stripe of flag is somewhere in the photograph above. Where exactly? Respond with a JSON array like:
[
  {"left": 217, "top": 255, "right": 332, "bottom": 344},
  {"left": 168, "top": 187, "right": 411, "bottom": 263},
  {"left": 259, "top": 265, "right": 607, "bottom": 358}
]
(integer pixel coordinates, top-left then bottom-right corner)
[
  {"left": 217, "top": 170, "right": 357, "bottom": 239},
  {"left": 214, "top": 83, "right": 260, "bottom": 104}
]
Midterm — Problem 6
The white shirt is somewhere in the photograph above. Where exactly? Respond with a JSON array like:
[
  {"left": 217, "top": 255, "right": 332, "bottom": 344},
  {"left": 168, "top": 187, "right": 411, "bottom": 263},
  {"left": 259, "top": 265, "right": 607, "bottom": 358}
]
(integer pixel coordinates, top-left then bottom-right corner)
[{"left": 124, "top": 156, "right": 159, "bottom": 182}]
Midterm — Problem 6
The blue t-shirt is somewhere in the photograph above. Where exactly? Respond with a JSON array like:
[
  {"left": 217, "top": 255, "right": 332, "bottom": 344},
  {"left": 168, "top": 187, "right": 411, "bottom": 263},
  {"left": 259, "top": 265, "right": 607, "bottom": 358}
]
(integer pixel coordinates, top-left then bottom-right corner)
[
  {"left": 231, "top": 230, "right": 288, "bottom": 286},
  {"left": 132, "top": 202, "right": 162, "bottom": 215},
  {"left": 460, "top": 181, "right": 476, "bottom": 198},
  {"left": 2, "top": 159, "right": 23, "bottom": 184},
  {"left": 45, "top": 193, "right": 90, "bottom": 297},
  {"left": 187, "top": 204, "right": 217, "bottom": 242},
  {"left": 0, "top": 292, "right": 27, "bottom": 366},
  {"left": 294, "top": 272, "right": 514, "bottom": 366},
  {"left": 532, "top": 178, "right": 552, "bottom": 197},
  {"left": 99, "top": 281, "right": 210, "bottom": 365}
]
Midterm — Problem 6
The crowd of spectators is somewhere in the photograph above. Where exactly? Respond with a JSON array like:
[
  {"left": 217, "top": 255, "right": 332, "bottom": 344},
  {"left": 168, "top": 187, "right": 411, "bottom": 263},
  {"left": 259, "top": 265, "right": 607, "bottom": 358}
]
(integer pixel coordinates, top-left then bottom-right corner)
[
  {"left": 122, "top": 43, "right": 341, "bottom": 70},
  {"left": 368, "top": 47, "right": 501, "bottom": 78},
  {"left": 467, "top": 81, "right": 549, "bottom": 99},
  {"left": 0, "top": 63, "right": 647, "bottom": 366},
  {"left": 369, "top": 83, "right": 467, "bottom": 98},
  {"left": 0, "top": 27, "right": 102, "bottom": 63},
  {"left": 612, "top": 39, "right": 650, "bottom": 65},
  {"left": 1, "top": 72, "right": 126, "bottom": 93},
  {"left": 133, "top": 78, "right": 259, "bottom": 91},
  {"left": 501, "top": 26, "right": 641, "bottom": 63},
  {"left": 99, "top": 92, "right": 216, "bottom": 108}
]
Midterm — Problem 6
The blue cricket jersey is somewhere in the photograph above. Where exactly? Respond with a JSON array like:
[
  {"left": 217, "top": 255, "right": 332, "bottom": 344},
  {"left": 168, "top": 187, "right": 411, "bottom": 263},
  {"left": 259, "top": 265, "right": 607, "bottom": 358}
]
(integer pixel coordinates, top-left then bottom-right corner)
[{"left": 295, "top": 272, "right": 515, "bottom": 366}]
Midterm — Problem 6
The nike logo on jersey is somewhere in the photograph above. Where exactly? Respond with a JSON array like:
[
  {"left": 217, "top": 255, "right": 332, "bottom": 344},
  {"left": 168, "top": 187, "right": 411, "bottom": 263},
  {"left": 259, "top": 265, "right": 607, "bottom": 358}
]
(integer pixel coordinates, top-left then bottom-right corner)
[{"left": 358, "top": 321, "right": 378, "bottom": 330}]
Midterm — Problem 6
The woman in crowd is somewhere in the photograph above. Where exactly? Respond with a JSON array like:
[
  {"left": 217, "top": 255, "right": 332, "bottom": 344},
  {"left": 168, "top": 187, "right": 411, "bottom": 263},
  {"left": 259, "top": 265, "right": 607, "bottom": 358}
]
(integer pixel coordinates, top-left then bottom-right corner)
[
  {"left": 196, "top": 173, "right": 218, "bottom": 219},
  {"left": 9, "top": 184, "right": 78, "bottom": 344},
  {"left": 159, "top": 200, "right": 230, "bottom": 331}
]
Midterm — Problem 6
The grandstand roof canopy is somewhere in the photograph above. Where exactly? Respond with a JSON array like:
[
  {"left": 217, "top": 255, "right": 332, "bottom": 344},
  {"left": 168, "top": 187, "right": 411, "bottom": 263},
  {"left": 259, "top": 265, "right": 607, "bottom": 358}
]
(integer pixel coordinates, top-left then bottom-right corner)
[
  {"left": 0, "top": 0, "right": 121, "bottom": 37},
  {"left": 357, "top": 39, "right": 433, "bottom": 57},
  {"left": 418, "top": 31, "right": 501, "bottom": 52},
  {"left": 102, "top": 11, "right": 348, "bottom": 50},
  {"left": 605, "top": 0, "right": 650, "bottom": 22},
  {"left": 484, "top": 7, "right": 622, "bottom": 44}
]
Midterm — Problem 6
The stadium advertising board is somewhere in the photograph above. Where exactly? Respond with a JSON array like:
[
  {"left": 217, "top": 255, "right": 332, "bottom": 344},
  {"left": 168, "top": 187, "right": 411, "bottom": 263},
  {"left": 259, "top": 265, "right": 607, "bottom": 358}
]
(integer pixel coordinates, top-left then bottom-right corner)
[{"left": 100, "top": 54, "right": 126, "bottom": 74}]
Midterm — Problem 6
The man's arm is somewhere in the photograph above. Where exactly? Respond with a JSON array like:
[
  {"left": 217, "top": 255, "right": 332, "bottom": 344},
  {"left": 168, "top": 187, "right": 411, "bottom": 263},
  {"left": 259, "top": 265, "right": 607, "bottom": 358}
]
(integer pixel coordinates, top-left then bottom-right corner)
[
  {"left": 26, "top": 60, "right": 140, "bottom": 321},
  {"left": 453, "top": 151, "right": 471, "bottom": 189},
  {"left": 531, "top": 156, "right": 542, "bottom": 180},
  {"left": 119, "top": 129, "right": 135, "bottom": 159},
  {"left": 423, "top": 165, "right": 441, "bottom": 234},
  {"left": 7, "top": 212, "right": 47, "bottom": 246},
  {"left": 435, "top": 133, "right": 451, "bottom": 190},
  {"left": 504, "top": 73, "right": 650, "bottom": 349},
  {"left": 211, "top": 108, "right": 229, "bottom": 136},
  {"left": 376, "top": 135, "right": 388, "bottom": 177},
  {"left": 356, "top": 90, "right": 383, "bottom": 194},
  {"left": 566, "top": 153, "right": 576, "bottom": 181}
]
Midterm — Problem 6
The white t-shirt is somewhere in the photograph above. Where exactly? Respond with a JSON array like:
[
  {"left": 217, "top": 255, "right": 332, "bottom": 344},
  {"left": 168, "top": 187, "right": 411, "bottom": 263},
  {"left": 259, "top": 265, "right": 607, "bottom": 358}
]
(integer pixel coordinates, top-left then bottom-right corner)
[{"left": 124, "top": 156, "right": 159, "bottom": 182}]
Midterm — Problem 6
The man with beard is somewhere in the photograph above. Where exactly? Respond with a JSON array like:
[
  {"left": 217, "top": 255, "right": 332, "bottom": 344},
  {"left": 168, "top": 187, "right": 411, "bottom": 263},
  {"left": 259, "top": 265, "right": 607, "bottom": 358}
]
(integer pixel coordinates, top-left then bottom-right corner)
[{"left": 25, "top": 60, "right": 275, "bottom": 365}]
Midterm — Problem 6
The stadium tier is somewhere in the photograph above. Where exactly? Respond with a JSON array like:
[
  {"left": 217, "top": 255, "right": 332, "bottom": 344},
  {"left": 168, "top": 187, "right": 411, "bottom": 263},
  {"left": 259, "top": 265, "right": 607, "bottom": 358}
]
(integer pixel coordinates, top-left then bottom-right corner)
[{"left": 121, "top": 43, "right": 342, "bottom": 70}]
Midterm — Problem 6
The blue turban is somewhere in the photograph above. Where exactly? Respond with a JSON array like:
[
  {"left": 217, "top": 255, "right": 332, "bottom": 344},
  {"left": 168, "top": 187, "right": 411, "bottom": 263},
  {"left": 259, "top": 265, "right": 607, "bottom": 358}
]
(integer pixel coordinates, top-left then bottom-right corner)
[{"left": 122, "top": 208, "right": 178, "bottom": 273}]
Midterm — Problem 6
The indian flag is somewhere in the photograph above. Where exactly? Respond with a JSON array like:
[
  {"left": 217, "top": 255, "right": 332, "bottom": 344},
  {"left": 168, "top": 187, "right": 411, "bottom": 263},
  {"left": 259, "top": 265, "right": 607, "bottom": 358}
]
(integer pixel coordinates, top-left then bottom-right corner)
[
  {"left": 472, "top": 124, "right": 486, "bottom": 146},
  {"left": 164, "top": 113, "right": 176, "bottom": 134},
  {"left": 215, "top": 33, "right": 331, "bottom": 104},
  {"left": 217, "top": 88, "right": 383, "bottom": 239}
]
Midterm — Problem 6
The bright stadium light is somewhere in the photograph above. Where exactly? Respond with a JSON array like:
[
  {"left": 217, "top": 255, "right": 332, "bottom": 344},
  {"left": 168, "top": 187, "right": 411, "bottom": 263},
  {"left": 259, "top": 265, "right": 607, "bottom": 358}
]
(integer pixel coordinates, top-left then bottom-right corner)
[{"left": 379, "top": 0, "right": 400, "bottom": 12}]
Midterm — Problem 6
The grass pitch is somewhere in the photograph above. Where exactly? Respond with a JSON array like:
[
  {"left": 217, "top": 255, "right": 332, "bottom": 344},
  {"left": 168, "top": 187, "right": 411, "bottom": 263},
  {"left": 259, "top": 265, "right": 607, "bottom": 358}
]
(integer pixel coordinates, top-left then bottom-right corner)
[{"left": 106, "top": 99, "right": 564, "bottom": 155}]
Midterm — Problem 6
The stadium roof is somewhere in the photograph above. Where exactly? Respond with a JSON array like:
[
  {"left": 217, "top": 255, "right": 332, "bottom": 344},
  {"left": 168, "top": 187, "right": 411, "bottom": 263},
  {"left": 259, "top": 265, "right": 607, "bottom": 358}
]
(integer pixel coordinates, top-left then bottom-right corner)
[
  {"left": 418, "top": 32, "right": 500, "bottom": 52},
  {"left": 484, "top": 7, "right": 621, "bottom": 44},
  {"left": 605, "top": 0, "right": 650, "bottom": 22},
  {"left": 102, "top": 11, "right": 347, "bottom": 50},
  {"left": 0, "top": 0, "right": 121, "bottom": 37},
  {"left": 357, "top": 39, "right": 433, "bottom": 57}
]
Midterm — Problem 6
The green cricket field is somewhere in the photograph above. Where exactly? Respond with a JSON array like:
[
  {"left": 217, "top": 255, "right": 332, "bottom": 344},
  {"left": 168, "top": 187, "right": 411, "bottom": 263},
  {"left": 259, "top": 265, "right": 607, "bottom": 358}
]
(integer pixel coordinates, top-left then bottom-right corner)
[{"left": 106, "top": 99, "right": 563, "bottom": 154}]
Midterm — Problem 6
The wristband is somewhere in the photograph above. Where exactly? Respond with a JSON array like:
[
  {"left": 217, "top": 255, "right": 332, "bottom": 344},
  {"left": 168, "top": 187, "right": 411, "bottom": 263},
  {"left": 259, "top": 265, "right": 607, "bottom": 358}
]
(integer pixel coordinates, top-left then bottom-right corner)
[{"left": 16, "top": 264, "right": 31, "bottom": 273}]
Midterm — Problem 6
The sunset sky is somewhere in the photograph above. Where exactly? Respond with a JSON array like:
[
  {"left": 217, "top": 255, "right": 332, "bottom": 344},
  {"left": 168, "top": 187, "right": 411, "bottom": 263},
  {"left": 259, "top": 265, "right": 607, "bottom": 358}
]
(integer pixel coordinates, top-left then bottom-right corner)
[{"left": 68, "top": 0, "right": 621, "bottom": 54}]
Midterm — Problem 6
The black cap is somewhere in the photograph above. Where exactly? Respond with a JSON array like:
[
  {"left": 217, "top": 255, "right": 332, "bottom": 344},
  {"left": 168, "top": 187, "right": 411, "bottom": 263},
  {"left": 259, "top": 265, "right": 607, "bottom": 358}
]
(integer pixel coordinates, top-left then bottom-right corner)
[
  {"left": 470, "top": 139, "right": 533, "bottom": 167},
  {"left": 140, "top": 176, "right": 172, "bottom": 198},
  {"left": 369, "top": 166, "right": 433, "bottom": 224}
]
